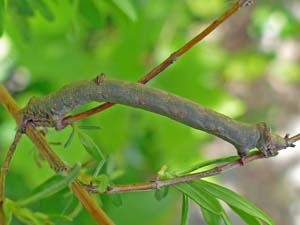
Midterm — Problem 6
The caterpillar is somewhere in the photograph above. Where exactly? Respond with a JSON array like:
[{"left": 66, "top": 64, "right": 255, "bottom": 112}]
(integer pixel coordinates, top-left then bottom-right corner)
[{"left": 19, "top": 74, "right": 290, "bottom": 159}]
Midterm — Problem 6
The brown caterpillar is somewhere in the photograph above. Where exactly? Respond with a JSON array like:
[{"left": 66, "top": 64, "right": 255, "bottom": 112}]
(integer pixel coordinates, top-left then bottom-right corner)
[{"left": 19, "top": 75, "right": 292, "bottom": 159}]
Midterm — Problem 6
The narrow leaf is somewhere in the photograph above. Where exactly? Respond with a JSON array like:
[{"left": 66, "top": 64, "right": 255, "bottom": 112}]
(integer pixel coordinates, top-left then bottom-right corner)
[
  {"left": 93, "top": 159, "right": 106, "bottom": 177},
  {"left": 78, "top": 0, "right": 102, "bottom": 28},
  {"left": 221, "top": 209, "right": 233, "bottom": 225},
  {"left": 64, "top": 128, "right": 75, "bottom": 148},
  {"left": 17, "top": 163, "right": 81, "bottom": 206},
  {"left": 108, "top": 0, "right": 137, "bottom": 22},
  {"left": 77, "top": 130, "right": 105, "bottom": 160},
  {"left": 0, "top": 0, "right": 4, "bottom": 36},
  {"left": 78, "top": 125, "right": 102, "bottom": 130},
  {"left": 176, "top": 155, "right": 239, "bottom": 176},
  {"left": 154, "top": 187, "right": 169, "bottom": 201},
  {"left": 3, "top": 198, "right": 14, "bottom": 224},
  {"left": 201, "top": 207, "right": 221, "bottom": 225},
  {"left": 230, "top": 205, "right": 262, "bottom": 225},
  {"left": 31, "top": 0, "right": 54, "bottom": 21},
  {"left": 94, "top": 174, "right": 110, "bottom": 193},
  {"left": 193, "top": 180, "right": 274, "bottom": 225},
  {"left": 175, "top": 183, "right": 222, "bottom": 215},
  {"left": 180, "top": 194, "right": 189, "bottom": 225}
]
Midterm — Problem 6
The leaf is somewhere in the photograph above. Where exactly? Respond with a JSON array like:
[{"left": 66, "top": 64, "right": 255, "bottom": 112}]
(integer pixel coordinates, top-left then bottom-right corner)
[
  {"left": 31, "top": 0, "right": 54, "bottom": 21},
  {"left": 3, "top": 198, "right": 14, "bottom": 224},
  {"left": 78, "top": 0, "right": 102, "bottom": 28},
  {"left": 17, "top": 163, "right": 81, "bottom": 206},
  {"left": 64, "top": 128, "right": 75, "bottom": 148},
  {"left": 77, "top": 130, "right": 105, "bottom": 161},
  {"left": 107, "top": 0, "right": 137, "bottom": 22},
  {"left": 193, "top": 180, "right": 274, "bottom": 225},
  {"left": 221, "top": 209, "right": 233, "bottom": 225},
  {"left": 175, "top": 182, "right": 222, "bottom": 215},
  {"left": 201, "top": 207, "right": 221, "bottom": 225},
  {"left": 93, "top": 159, "right": 106, "bottom": 177},
  {"left": 9, "top": 0, "right": 34, "bottom": 17},
  {"left": 175, "top": 155, "right": 239, "bottom": 176},
  {"left": 78, "top": 125, "right": 102, "bottom": 130},
  {"left": 180, "top": 194, "right": 189, "bottom": 225},
  {"left": 154, "top": 187, "right": 169, "bottom": 201},
  {"left": 230, "top": 205, "right": 262, "bottom": 225},
  {"left": 0, "top": 0, "right": 4, "bottom": 36},
  {"left": 94, "top": 174, "right": 110, "bottom": 193}
]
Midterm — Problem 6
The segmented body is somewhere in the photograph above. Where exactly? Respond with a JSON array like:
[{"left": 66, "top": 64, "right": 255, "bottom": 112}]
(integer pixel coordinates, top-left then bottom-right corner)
[{"left": 20, "top": 76, "right": 261, "bottom": 157}]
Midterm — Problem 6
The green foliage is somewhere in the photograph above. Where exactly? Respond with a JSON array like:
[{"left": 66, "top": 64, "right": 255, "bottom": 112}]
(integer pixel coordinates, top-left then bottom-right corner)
[
  {"left": 180, "top": 194, "right": 189, "bottom": 225},
  {"left": 0, "top": 0, "right": 298, "bottom": 224},
  {"left": 77, "top": 129, "right": 106, "bottom": 161}
]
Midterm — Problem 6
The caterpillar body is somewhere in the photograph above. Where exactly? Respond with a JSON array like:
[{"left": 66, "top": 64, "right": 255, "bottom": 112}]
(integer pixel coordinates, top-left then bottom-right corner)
[{"left": 20, "top": 75, "right": 261, "bottom": 157}]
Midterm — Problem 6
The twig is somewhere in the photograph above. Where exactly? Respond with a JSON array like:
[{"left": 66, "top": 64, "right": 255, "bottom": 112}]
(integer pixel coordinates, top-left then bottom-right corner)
[
  {"left": 0, "top": 130, "right": 22, "bottom": 204},
  {"left": 0, "top": 84, "right": 115, "bottom": 225},
  {"left": 62, "top": 1, "right": 247, "bottom": 126},
  {"left": 96, "top": 143, "right": 297, "bottom": 194},
  {"left": 103, "top": 153, "right": 263, "bottom": 194}
]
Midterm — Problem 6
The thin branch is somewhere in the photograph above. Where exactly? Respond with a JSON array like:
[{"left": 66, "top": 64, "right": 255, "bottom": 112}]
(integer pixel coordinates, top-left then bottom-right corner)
[
  {"left": 62, "top": 1, "right": 246, "bottom": 126},
  {"left": 103, "top": 153, "right": 262, "bottom": 194},
  {"left": 0, "top": 84, "right": 115, "bottom": 225},
  {"left": 98, "top": 147, "right": 295, "bottom": 195}
]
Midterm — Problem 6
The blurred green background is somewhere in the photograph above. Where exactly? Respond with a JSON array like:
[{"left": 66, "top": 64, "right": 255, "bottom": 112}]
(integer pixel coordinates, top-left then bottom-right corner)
[{"left": 0, "top": 0, "right": 300, "bottom": 224}]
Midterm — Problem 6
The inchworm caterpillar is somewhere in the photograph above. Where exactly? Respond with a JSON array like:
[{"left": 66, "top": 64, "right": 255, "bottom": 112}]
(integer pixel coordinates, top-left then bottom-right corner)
[{"left": 19, "top": 75, "right": 291, "bottom": 159}]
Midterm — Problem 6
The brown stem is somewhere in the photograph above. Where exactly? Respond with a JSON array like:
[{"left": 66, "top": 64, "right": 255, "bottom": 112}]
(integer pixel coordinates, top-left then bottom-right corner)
[
  {"left": 100, "top": 150, "right": 285, "bottom": 195},
  {"left": 63, "top": 1, "right": 242, "bottom": 126},
  {"left": 0, "top": 84, "right": 115, "bottom": 225},
  {"left": 84, "top": 153, "right": 263, "bottom": 194}
]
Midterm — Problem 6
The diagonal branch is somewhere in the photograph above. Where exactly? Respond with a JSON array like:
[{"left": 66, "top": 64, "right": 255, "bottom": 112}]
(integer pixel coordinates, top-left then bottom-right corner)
[
  {"left": 63, "top": 1, "right": 249, "bottom": 126},
  {"left": 0, "top": 84, "right": 115, "bottom": 225}
]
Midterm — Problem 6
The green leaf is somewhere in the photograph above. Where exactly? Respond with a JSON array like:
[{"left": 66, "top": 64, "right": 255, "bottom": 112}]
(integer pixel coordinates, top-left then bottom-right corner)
[
  {"left": 78, "top": 0, "right": 102, "bottom": 28},
  {"left": 175, "top": 182, "right": 222, "bottom": 215},
  {"left": 31, "top": 0, "right": 54, "bottom": 21},
  {"left": 201, "top": 207, "right": 221, "bottom": 225},
  {"left": 93, "top": 159, "right": 106, "bottom": 177},
  {"left": 77, "top": 130, "right": 105, "bottom": 161},
  {"left": 94, "top": 174, "right": 110, "bottom": 193},
  {"left": 106, "top": 0, "right": 137, "bottom": 22},
  {"left": 0, "top": 0, "right": 4, "bottom": 36},
  {"left": 194, "top": 180, "right": 274, "bottom": 225},
  {"left": 221, "top": 209, "right": 233, "bottom": 225},
  {"left": 64, "top": 128, "right": 75, "bottom": 148},
  {"left": 230, "top": 205, "right": 262, "bottom": 225},
  {"left": 3, "top": 198, "right": 14, "bottom": 224},
  {"left": 175, "top": 155, "right": 239, "bottom": 176},
  {"left": 78, "top": 125, "right": 102, "bottom": 130},
  {"left": 154, "top": 187, "right": 169, "bottom": 201},
  {"left": 9, "top": 0, "right": 34, "bottom": 16},
  {"left": 180, "top": 194, "right": 189, "bottom": 225},
  {"left": 17, "top": 163, "right": 81, "bottom": 206}
]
